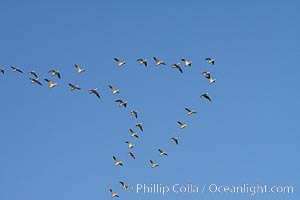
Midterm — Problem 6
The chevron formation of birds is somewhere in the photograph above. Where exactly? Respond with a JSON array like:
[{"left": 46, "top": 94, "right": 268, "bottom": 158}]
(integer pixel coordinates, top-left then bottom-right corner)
[{"left": 0, "top": 56, "right": 216, "bottom": 198}]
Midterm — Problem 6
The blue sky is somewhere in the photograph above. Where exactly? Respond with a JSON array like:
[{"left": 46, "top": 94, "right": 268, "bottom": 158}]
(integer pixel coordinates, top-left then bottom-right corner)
[{"left": 0, "top": 1, "right": 299, "bottom": 199}]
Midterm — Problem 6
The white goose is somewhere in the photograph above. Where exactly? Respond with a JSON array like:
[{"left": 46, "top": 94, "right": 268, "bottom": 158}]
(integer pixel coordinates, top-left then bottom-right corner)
[
  {"left": 136, "top": 123, "right": 143, "bottom": 132},
  {"left": 119, "top": 181, "right": 129, "bottom": 190},
  {"left": 172, "top": 62, "right": 183, "bottom": 73},
  {"left": 200, "top": 93, "right": 212, "bottom": 102},
  {"left": 89, "top": 88, "right": 100, "bottom": 98},
  {"left": 177, "top": 121, "right": 187, "bottom": 129},
  {"left": 129, "top": 129, "right": 139, "bottom": 138},
  {"left": 29, "top": 78, "right": 42, "bottom": 86},
  {"left": 109, "top": 188, "right": 119, "bottom": 198},
  {"left": 109, "top": 85, "right": 119, "bottom": 94},
  {"left": 10, "top": 66, "right": 23, "bottom": 73},
  {"left": 130, "top": 110, "right": 138, "bottom": 118},
  {"left": 28, "top": 70, "right": 38, "bottom": 78},
  {"left": 181, "top": 58, "right": 192, "bottom": 66},
  {"left": 68, "top": 83, "right": 81, "bottom": 90},
  {"left": 128, "top": 152, "right": 136, "bottom": 159},
  {"left": 74, "top": 64, "right": 86, "bottom": 73},
  {"left": 125, "top": 141, "right": 134, "bottom": 148},
  {"left": 202, "top": 71, "right": 216, "bottom": 83},
  {"left": 185, "top": 108, "right": 197, "bottom": 115},
  {"left": 44, "top": 79, "right": 57, "bottom": 88},
  {"left": 48, "top": 69, "right": 61, "bottom": 79},
  {"left": 115, "top": 100, "right": 127, "bottom": 108},
  {"left": 158, "top": 149, "right": 168, "bottom": 156},
  {"left": 114, "top": 58, "right": 126, "bottom": 67},
  {"left": 205, "top": 57, "right": 215, "bottom": 65},
  {"left": 153, "top": 57, "right": 166, "bottom": 66},
  {"left": 171, "top": 137, "right": 179, "bottom": 145},
  {"left": 150, "top": 160, "right": 159, "bottom": 168},
  {"left": 113, "top": 156, "right": 123, "bottom": 166},
  {"left": 137, "top": 58, "right": 147, "bottom": 67}
]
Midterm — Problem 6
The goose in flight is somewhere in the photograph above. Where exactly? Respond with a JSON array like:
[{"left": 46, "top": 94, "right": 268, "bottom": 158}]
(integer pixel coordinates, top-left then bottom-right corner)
[
  {"left": 202, "top": 71, "right": 210, "bottom": 79},
  {"left": 119, "top": 181, "right": 129, "bottom": 190},
  {"left": 205, "top": 57, "right": 215, "bottom": 65},
  {"left": 44, "top": 79, "right": 57, "bottom": 88},
  {"left": 137, "top": 58, "right": 147, "bottom": 67},
  {"left": 74, "top": 64, "right": 86, "bottom": 73},
  {"left": 48, "top": 69, "right": 61, "bottom": 79},
  {"left": 202, "top": 71, "right": 216, "bottom": 83},
  {"left": 28, "top": 70, "right": 38, "bottom": 78},
  {"left": 114, "top": 58, "right": 126, "bottom": 67},
  {"left": 171, "top": 137, "right": 179, "bottom": 145},
  {"left": 177, "top": 121, "right": 187, "bottom": 129},
  {"left": 185, "top": 108, "right": 197, "bottom": 115},
  {"left": 10, "top": 66, "right": 23, "bottom": 73},
  {"left": 181, "top": 58, "right": 192, "bottom": 66},
  {"left": 109, "top": 188, "right": 119, "bottom": 198},
  {"left": 153, "top": 57, "right": 166, "bottom": 66},
  {"left": 109, "top": 85, "right": 119, "bottom": 94},
  {"left": 172, "top": 63, "right": 183, "bottom": 73},
  {"left": 136, "top": 123, "right": 143, "bottom": 132},
  {"left": 0, "top": 68, "right": 4, "bottom": 74},
  {"left": 128, "top": 152, "right": 136, "bottom": 159},
  {"left": 115, "top": 100, "right": 127, "bottom": 108},
  {"left": 125, "top": 141, "right": 134, "bottom": 148},
  {"left": 129, "top": 129, "right": 139, "bottom": 138},
  {"left": 68, "top": 83, "right": 81, "bottom": 90},
  {"left": 30, "top": 78, "right": 42, "bottom": 86},
  {"left": 209, "top": 77, "right": 216, "bottom": 84},
  {"left": 113, "top": 156, "right": 123, "bottom": 166},
  {"left": 130, "top": 110, "right": 138, "bottom": 118},
  {"left": 89, "top": 88, "right": 100, "bottom": 98},
  {"left": 200, "top": 93, "right": 212, "bottom": 102},
  {"left": 150, "top": 160, "right": 159, "bottom": 168},
  {"left": 158, "top": 149, "right": 168, "bottom": 156}
]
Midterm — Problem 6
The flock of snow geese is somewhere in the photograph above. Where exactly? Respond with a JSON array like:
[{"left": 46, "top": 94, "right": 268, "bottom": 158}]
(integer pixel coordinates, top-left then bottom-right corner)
[
  {"left": 110, "top": 57, "right": 216, "bottom": 198},
  {"left": 0, "top": 56, "right": 216, "bottom": 198}
]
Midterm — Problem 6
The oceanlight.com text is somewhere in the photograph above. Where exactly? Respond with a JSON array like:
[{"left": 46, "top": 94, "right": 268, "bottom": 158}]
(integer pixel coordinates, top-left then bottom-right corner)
[{"left": 206, "top": 183, "right": 294, "bottom": 195}]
